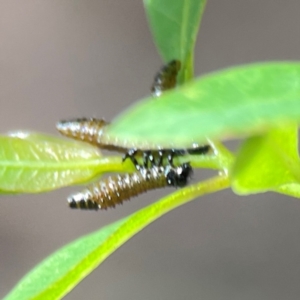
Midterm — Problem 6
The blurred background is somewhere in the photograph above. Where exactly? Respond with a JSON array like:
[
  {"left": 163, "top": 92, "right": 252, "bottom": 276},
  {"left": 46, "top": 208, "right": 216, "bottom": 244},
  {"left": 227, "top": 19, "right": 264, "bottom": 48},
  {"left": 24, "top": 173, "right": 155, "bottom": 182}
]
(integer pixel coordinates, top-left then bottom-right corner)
[{"left": 1, "top": 1, "right": 300, "bottom": 299}]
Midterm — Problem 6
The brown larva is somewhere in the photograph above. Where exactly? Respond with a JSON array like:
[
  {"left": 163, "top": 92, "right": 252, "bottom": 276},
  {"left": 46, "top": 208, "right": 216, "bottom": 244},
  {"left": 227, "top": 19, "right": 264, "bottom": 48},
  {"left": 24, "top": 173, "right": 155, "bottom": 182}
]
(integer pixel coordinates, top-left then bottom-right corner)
[
  {"left": 56, "top": 117, "right": 126, "bottom": 152},
  {"left": 68, "top": 162, "right": 192, "bottom": 211},
  {"left": 151, "top": 59, "right": 181, "bottom": 97},
  {"left": 56, "top": 118, "right": 107, "bottom": 144}
]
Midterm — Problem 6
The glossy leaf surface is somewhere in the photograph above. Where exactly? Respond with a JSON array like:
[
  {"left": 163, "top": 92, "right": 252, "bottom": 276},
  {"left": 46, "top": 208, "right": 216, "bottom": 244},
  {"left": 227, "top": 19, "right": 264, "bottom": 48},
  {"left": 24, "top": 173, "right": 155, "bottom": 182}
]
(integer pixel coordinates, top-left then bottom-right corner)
[
  {"left": 104, "top": 63, "right": 300, "bottom": 149},
  {"left": 0, "top": 132, "right": 106, "bottom": 193}
]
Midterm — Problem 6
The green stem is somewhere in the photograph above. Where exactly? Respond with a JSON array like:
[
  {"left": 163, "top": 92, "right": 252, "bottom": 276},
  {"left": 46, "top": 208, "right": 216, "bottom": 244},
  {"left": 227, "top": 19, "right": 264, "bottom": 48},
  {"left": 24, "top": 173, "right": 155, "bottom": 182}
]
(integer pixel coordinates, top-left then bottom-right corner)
[
  {"left": 177, "top": 51, "right": 194, "bottom": 85},
  {"left": 32, "top": 175, "right": 230, "bottom": 300},
  {"left": 119, "top": 174, "right": 230, "bottom": 228},
  {"left": 184, "top": 51, "right": 194, "bottom": 83},
  {"left": 208, "top": 140, "right": 235, "bottom": 171}
]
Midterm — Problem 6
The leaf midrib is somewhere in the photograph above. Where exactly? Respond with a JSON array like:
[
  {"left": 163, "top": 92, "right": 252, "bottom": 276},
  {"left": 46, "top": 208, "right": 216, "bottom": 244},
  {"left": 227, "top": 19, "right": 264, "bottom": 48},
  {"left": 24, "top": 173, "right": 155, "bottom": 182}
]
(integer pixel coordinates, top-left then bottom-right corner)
[{"left": 0, "top": 159, "right": 102, "bottom": 169}]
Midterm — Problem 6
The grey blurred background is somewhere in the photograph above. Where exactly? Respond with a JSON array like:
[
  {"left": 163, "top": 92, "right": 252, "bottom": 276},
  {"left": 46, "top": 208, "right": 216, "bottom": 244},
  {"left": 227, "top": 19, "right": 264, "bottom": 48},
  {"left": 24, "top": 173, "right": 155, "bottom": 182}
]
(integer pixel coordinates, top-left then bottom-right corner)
[{"left": 1, "top": 1, "right": 300, "bottom": 299}]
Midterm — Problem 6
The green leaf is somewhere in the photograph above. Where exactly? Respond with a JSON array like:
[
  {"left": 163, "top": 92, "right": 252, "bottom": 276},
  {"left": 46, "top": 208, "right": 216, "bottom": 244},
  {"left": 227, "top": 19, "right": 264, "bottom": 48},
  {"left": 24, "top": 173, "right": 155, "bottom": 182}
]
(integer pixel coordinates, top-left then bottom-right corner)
[
  {"left": 276, "top": 183, "right": 300, "bottom": 198},
  {"left": 231, "top": 125, "right": 300, "bottom": 194},
  {"left": 3, "top": 218, "right": 129, "bottom": 300},
  {"left": 103, "top": 63, "right": 300, "bottom": 149},
  {"left": 0, "top": 132, "right": 109, "bottom": 193},
  {"left": 143, "top": 0, "right": 207, "bottom": 82},
  {"left": 4, "top": 175, "right": 230, "bottom": 300}
]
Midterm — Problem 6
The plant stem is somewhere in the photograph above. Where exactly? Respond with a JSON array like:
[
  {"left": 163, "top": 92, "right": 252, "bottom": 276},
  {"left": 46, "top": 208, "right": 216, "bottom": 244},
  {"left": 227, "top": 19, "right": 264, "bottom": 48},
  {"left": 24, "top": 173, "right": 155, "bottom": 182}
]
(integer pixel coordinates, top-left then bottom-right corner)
[{"left": 125, "top": 174, "right": 231, "bottom": 228}]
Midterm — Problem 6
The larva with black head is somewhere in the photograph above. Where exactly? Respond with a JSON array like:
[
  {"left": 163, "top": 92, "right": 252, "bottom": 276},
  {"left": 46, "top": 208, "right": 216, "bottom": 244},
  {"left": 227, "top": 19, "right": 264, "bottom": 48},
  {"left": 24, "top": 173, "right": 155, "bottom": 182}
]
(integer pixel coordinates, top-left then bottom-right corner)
[
  {"left": 68, "top": 162, "right": 192, "bottom": 211},
  {"left": 151, "top": 59, "right": 181, "bottom": 97},
  {"left": 56, "top": 117, "right": 211, "bottom": 158}
]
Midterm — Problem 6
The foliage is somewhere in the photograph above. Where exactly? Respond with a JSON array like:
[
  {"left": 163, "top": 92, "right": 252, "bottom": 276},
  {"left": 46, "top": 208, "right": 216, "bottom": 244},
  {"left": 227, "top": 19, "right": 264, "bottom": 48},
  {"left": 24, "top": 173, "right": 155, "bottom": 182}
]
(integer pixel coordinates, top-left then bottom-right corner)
[{"left": 3, "top": 0, "right": 300, "bottom": 299}]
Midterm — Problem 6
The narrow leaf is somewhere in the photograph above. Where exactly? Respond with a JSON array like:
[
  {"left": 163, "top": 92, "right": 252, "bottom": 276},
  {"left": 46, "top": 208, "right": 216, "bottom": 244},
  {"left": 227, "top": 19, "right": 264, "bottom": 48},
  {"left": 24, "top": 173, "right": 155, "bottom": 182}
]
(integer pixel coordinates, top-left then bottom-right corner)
[
  {"left": 276, "top": 183, "right": 300, "bottom": 198},
  {"left": 4, "top": 175, "right": 230, "bottom": 300},
  {"left": 103, "top": 63, "right": 300, "bottom": 149},
  {"left": 144, "top": 0, "right": 206, "bottom": 82},
  {"left": 0, "top": 132, "right": 106, "bottom": 193}
]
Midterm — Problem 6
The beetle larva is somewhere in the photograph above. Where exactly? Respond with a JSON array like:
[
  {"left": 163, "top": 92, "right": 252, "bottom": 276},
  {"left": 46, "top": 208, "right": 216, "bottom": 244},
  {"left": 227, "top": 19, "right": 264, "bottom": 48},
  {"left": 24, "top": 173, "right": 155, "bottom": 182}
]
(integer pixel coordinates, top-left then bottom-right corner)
[
  {"left": 56, "top": 117, "right": 126, "bottom": 152},
  {"left": 151, "top": 59, "right": 181, "bottom": 97},
  {"left": 68, "top": 162, "right": 192, "bottom": 211}
]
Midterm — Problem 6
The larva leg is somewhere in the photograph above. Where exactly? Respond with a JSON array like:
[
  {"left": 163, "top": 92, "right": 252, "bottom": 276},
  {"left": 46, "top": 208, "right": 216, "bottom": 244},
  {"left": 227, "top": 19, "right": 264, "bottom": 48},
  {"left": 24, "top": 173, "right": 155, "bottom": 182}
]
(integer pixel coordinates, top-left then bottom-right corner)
[
  {"left": 187, "top": 145, "right": 211, "bottom": 155},
  {"left": 122, "top": 148, "right": 141, "bottom": 170}
]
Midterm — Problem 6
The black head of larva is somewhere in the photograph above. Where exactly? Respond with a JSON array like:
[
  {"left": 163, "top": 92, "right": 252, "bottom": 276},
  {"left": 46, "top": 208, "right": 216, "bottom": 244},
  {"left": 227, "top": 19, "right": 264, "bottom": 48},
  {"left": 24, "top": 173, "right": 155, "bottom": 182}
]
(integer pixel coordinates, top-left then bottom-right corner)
[{"left": 166, "top": 162, "right": 192, "bottom": 188}]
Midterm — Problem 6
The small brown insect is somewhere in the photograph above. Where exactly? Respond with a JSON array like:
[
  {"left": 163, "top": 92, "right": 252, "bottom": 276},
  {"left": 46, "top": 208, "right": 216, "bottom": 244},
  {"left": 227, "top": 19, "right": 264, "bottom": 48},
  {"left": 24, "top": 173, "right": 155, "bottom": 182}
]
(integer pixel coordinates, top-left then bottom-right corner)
[
  {"left": 68, "top": 162, "right": 192, "bottom": 211},
  {"left": 56, "top": 118, "right": 107, "bottom": 144},
  {"left": 56, "top": 118, "right": 126, "bottom": 152},
  {"left": 151, "top": 59, "right": 181, "bottom": 97}
]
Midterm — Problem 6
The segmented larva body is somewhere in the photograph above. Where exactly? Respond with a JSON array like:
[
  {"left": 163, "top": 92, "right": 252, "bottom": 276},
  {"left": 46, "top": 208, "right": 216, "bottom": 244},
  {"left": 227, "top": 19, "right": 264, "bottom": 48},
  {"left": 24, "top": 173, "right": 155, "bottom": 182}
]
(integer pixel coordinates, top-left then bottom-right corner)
[
  {"left": 151, "top": 59, "right": 181, "bottom": 97},
  {"left": 56, "top": 118, "right": 125, "bottom": 152},
  {"left": 57, "top": 117, "right": 211, "bottom": 157},
  {"left": 68, "top": 163, "right": 192, "bottom": 211},
  {"left": 56, "top": 118, "right": 107, "bottom": 144}
]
